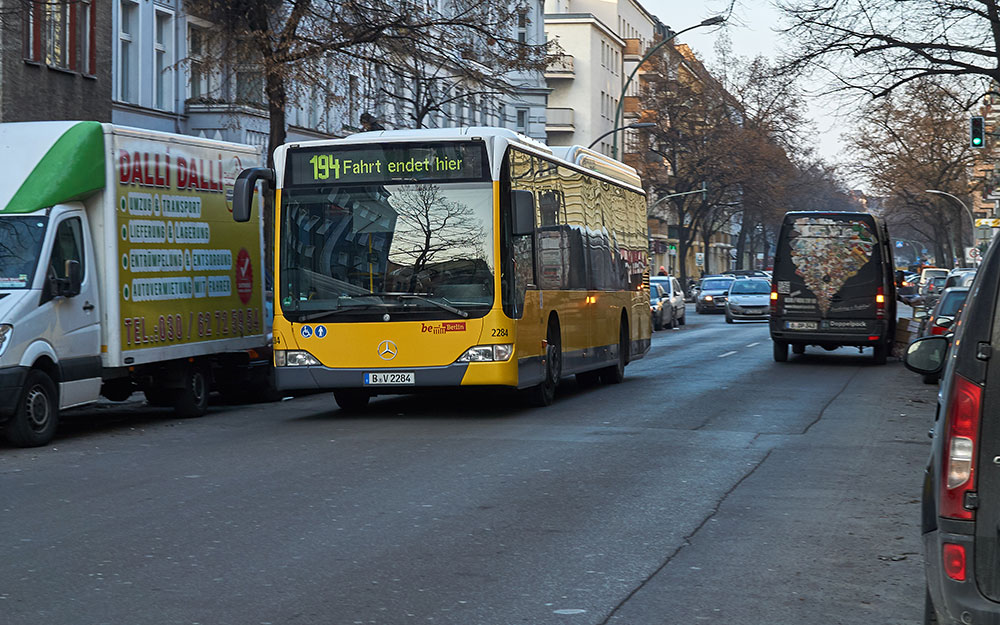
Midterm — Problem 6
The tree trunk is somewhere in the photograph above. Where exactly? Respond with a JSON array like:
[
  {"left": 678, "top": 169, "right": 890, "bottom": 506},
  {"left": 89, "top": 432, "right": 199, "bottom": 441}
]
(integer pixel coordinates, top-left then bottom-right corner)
[
  {"left": 263, "top": 68, "right": 288, "bottom": 274},
  {"left": 735, "top": 217, "right": 749, "bottom": 270}
]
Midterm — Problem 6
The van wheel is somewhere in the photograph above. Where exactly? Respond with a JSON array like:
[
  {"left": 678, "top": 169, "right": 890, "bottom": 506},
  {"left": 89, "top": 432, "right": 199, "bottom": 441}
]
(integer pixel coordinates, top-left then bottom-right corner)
[
  {"left": 5, "top": 370, "right": 58, "bottom": 447},
  {"left": 600, "top": 321, "right": 628, "bottom": 384},
  {"left": 873, "top": 343, "right": 888, "bottom": 365},
  {"left": 792, "top": 343, "right": 805, "bottom": 355},
  {"left": 174, "top": 366, "right": 209, "bottom": 418},
  {"left": 334, "top": 389, "right": 370, "bottom": 411},
  {"left": 773, "top": 340, "right": 788, "bottom": 362},
  {"left": 528, "top": 322, "right": 561, "bottom": 406}
]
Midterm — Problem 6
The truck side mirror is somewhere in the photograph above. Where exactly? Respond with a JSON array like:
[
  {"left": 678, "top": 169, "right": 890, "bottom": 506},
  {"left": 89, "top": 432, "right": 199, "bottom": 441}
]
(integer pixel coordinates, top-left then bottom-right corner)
[
  {"left": 511, "top": 189, "right": 535, "bottom": 237},
  {"left": 232, "top": 167, "right": 275, "bottom": 223},
  {"left": 64, "top": 260, "right": 81, "bottom": 297}
]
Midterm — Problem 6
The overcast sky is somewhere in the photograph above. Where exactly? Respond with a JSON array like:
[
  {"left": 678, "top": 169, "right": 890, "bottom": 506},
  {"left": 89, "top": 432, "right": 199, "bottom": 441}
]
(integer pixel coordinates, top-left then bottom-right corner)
[{"left": 639, "top": 0, "right": 849, "bottom": 169}]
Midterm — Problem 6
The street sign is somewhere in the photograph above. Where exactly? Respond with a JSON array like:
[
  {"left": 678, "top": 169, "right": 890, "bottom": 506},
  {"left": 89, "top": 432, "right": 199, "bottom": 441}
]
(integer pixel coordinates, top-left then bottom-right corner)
[
  {"left": 976, "top": 218, "right": 1000, "bottom": 228},
  {"left": 966, "top": 246, "right": 983, "bottom": 263},
  {"left": 895, "top": 241, "right": 903, "bottom": 248},
  {"left": 695, "top": 252, "right": 704, "bottom": 267}
]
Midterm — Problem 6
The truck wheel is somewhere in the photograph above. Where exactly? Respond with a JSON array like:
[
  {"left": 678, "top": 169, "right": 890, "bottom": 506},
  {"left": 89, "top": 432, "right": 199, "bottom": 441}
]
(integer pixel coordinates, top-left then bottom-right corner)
[
  {"left": 773, "top": 340, "right": 788, "bottom": 362},
  {"left": 174, "top": 366, "right": 209, "bottom": 418},
  {"left": 6, "top": 370, "right": 58, "bottom": 447},
  {"left": 334, "top": 389, "right": 370, "bottom": 411}
]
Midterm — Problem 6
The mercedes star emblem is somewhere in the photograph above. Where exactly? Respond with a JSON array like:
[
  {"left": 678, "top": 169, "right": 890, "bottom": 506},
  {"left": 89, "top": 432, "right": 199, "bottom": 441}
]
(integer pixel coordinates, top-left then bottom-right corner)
[{"left": 377, "top": 340, "right": 398, "bottom": 361}]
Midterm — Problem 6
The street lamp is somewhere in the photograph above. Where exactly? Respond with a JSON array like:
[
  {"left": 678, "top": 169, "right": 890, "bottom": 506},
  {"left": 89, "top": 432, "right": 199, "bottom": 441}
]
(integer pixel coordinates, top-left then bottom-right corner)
[
  {"left": 924, "top": 189, "right": 978, "bottom": 264},
  {"left": 611, "top": 14, "right": 726, "bottom": 158},
  {"left": 586, "top": 121, "right": 655, "bottom": 150}
]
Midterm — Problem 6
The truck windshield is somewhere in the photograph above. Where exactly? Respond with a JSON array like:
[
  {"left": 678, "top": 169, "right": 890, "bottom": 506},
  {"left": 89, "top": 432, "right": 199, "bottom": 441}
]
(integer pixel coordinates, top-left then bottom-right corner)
[{"left": 0, "top": 216, "right": 48, "bottom": 289}]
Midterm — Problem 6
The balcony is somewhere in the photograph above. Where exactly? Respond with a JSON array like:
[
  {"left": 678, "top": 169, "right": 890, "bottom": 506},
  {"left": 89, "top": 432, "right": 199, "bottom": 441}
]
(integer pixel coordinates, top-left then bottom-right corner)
[
  {"left": 624, "top": 38, "right": 642, "bottom": 60},
  {"left": 545, "top": 107, "right": 574, "bottom": 132},
  {"left": 545, "top": 54, "right": 575, "bottom": 79}
]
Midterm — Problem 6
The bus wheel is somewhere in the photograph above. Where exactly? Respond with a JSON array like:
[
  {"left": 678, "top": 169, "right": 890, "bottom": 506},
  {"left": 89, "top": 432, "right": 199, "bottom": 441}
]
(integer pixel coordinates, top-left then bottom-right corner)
[
  {"left": 334, "top": 389, "right": 370, "bottom": 411},
  {"left": 773, "top": 340, "right": 788, "bottom": 363},
  {"left": 528, "top": 323, "right": 561, "bottom": 406},
  {"left": 5, "top": 370, "right": 58, "bottom": 447},
  {"left": 174, "top": 365, "right": 209, "bottom": 418},
  {"left": 600, "top": 321, "right": 628, "bottom": 384},
  {"left": 872, "top": 342, "right": 888, "bottom": 365}
]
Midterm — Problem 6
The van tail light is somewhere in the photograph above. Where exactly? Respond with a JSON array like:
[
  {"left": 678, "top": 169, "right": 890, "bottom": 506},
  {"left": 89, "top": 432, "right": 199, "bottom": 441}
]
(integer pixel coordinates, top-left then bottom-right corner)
[
  {"left": 943, "top": 543, "right": 967, "bottom": 581},
  {"left": 770, "top": 288, "right": 778, "bottom": 315},
  {"left": 876, "top": 287, "right": 885, "bottom": 320},
  {"left": 941, "top": 374, "right": 983, "bottom": 520}
]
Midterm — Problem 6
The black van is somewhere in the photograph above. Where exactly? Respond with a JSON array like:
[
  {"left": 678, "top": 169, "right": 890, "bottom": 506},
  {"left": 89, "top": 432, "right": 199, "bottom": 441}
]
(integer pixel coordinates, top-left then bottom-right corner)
[{"left": 769, "top": 211, "right": 897, "bottom": 363}]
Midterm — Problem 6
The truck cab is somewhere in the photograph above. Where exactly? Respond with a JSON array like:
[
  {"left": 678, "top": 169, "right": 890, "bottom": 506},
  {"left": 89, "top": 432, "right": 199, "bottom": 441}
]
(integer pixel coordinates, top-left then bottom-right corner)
[{"left": 0, "top": 204, "right": 103, "bottom": 444}]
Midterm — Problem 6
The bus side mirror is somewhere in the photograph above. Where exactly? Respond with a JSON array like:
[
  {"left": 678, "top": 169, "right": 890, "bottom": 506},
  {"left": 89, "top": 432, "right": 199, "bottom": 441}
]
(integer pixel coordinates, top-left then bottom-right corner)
[
  {"left": 512, "top": 190, "right": 535, "bottom": 237},
  {"left": 232, "top": 167, "right": 275, "bottom": 223}
]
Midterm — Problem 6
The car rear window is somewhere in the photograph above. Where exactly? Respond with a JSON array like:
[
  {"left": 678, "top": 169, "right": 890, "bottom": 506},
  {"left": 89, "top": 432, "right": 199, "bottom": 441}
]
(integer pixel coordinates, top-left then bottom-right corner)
[
  {"left": 939, "top": 291, "right": 968, "bottom": 316},
  {"left": 701, "top": 279, "right": 733, "bottom": 290}
]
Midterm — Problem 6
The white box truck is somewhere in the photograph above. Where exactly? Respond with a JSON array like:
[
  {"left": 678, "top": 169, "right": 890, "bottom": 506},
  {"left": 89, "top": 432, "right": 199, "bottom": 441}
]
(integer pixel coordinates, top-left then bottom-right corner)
[{"left": 0, "top": 121, "right": 272, "bottom": 447}]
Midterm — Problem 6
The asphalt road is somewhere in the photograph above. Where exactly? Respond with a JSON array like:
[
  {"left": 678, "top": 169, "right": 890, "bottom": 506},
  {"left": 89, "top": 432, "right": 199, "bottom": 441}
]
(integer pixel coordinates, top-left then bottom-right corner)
[{"left": 0, "top": 306, "right": 938, "bottom": 625}]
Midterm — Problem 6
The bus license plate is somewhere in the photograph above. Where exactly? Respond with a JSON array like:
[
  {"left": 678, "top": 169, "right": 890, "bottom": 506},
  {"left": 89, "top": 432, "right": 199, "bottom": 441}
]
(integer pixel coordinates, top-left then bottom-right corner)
[
  {"left": 786, "top": 321, "right": 818, "bottom": 330},
  {"left": 365, "top": 372, "right": 415, "bottom": 385}
]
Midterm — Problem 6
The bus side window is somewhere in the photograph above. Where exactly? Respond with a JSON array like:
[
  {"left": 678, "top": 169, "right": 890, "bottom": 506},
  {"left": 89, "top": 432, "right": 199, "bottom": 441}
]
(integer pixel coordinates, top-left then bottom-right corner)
[{"left": 504, "top": 150, "right": 536, "bottom": 319}]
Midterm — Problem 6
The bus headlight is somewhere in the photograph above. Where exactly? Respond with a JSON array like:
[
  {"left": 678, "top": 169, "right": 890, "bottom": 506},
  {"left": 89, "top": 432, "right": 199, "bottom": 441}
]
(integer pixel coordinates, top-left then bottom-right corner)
[
  {"left": 275, "top": 350, "right": 320, "bottom": 367},
  {"left": 457, "top": 344, "right": 513, "bottom": 362},
  {"left": 0, "top": 324, "right": 11, "bottom": 357}
]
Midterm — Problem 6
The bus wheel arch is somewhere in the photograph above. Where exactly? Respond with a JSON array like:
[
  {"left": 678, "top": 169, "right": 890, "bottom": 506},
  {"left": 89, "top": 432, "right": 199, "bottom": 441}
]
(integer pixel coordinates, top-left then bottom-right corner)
[
  {"left": 526, "top": 313, "right": 561, "bottom": 407},
  {"left": 600, "top": 313, "right": 628, "bottom": 384}
]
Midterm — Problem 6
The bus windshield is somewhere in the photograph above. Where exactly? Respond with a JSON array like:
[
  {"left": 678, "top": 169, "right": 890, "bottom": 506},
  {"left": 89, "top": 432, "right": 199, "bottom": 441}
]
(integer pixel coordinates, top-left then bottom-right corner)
[
  {"left": 0, "top": 216, "right": 48, "bottom": 289},
  {"left": 279, "top": 142, "right": 495, "bottom": 322}
]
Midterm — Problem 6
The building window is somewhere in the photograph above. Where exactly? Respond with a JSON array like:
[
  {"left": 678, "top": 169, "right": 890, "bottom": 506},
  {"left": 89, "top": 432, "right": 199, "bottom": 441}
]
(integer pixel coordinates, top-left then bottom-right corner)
[
  {"left": 24, "top": 0, "right": 95, "bottom": 73},
  {"left": 119, "top": 0, "right": 139, "bottom": 103},
  {"left": 516, "top": 108, "right": 528, "bottom": 133},
  {"left": 154, "top": 10, "right": 173, "bottom": 110},
  {"left": 188, "top": 23, "right": 213, "bottom": 100},
  {"left": 235, "top": 70, "right": 263, "bottom": 106},
  {"left": 517, "top": 11, "right": 527, "bottom": 44}
]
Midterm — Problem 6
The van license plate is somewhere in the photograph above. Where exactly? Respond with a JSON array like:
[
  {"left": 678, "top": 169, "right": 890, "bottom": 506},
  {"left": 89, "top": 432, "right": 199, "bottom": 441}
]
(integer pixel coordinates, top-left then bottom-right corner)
[
  {"left": 786, "top": 321, "right": 818, "bottom": 330},
  {"left": 365, "top": 372, "right": 415, "bottom": 385}
]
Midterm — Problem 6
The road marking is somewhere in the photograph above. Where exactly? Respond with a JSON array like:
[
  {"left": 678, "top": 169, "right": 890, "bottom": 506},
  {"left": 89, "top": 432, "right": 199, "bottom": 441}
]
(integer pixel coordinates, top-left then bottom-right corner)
[
  {"left": 746, "top": 342, "right": 760, "bottom": 347},
  {"left": 719, "top": 351, "right": 738, "bottom": 358}
]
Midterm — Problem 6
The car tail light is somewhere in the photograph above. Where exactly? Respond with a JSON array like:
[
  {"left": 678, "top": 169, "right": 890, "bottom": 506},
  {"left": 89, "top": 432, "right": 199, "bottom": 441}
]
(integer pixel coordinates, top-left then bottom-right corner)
[
  {"left": 943, "top": 543, "right": 967, "bottom": 581},
  {"left": 941, "top": 374, "right": 983, "bottom": 520},
  {"left": 770, "top": 288, "right": 778, "bottom": 315},
  {"left": 931, "top": 325, "right": 948, "bottom": 336},
  {"left": 876, "top": 287, "right": 885, "bottom": 320}
]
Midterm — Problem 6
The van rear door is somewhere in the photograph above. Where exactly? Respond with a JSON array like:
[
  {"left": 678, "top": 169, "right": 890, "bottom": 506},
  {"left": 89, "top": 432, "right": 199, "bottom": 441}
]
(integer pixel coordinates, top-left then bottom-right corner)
[{"left": 773, "top": 213, "right": 884, "bottom": 333}]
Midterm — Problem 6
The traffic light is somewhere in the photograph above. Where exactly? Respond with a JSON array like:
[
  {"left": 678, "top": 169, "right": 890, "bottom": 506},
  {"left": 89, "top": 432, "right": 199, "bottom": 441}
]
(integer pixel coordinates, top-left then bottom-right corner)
[{"left": 971, "top": 116, "right": 985, "bottom": 148}]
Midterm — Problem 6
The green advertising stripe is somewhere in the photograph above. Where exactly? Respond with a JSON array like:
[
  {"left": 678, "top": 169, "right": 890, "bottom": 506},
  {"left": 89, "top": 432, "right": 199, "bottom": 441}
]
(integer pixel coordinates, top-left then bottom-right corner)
[{"left": 2, "top": 121, "right": 106, "bottom": 214}]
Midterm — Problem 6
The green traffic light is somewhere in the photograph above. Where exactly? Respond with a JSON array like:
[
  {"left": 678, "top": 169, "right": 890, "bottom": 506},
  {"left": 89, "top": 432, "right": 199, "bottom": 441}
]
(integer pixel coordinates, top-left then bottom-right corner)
[{"left": 973, "top": 137, "right": 983, "bottom": 146}]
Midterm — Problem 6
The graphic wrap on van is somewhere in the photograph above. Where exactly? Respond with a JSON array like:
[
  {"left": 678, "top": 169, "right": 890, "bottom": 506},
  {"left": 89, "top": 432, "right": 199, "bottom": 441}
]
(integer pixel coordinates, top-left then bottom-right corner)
[{"left": 787, "top": 218, "right": 876, "bottom": 315}]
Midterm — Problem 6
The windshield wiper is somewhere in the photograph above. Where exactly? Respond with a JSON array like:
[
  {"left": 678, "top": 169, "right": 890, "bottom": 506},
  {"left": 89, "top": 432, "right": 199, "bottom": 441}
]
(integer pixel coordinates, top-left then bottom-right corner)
[
  {"left": 368, "top": 292, "right": 470, "bottom": 318},
  {"left": 291, "top": 304, "right": 388, "bottom": 323}
]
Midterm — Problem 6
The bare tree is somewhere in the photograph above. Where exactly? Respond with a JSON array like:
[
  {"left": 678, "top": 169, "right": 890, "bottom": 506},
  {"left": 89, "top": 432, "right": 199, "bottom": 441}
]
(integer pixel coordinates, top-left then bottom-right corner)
[{"left": 778, "top": 0, "right": 1000, "bottom": 100}]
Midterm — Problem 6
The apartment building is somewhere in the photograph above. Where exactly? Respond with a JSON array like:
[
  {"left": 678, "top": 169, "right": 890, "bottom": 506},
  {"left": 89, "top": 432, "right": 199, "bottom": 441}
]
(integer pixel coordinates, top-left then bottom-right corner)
[
  {"left": 543, "top": 0, "right": 659, "bottom": 155},
  {"left": 0, "top": 1, "right": 113, "bottom": 122}
]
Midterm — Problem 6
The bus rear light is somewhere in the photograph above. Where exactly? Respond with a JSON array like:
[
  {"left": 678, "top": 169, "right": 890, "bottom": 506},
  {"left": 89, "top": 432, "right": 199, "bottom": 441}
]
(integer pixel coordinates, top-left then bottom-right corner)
[
  {"left": 943, "top": 543, "right": 967, "bottom": 581},
  {"left": 941, "top": 374, "right": 983, "bottom": 520},
  {"left": 457, "top": 344, "right": 513, "bottom": 363}
]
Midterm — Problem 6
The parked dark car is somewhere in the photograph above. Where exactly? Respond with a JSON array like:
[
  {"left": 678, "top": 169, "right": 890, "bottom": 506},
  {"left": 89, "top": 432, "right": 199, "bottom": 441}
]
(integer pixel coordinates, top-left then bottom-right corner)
[{"left": 904, "top": 237, "right": 1000, "bottom": 625}]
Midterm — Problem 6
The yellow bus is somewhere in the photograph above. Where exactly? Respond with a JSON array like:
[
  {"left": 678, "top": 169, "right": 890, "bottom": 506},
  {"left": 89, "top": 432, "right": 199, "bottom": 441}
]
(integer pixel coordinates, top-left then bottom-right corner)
[{"left": 232, "top": 128, "right": 650, "bottom": 409}]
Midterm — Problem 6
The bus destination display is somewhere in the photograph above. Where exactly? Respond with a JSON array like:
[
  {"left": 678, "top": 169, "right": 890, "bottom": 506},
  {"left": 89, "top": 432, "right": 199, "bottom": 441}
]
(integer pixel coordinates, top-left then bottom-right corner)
[{"left": 287, "top": 142, "right": 487, "bottom": 185}]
